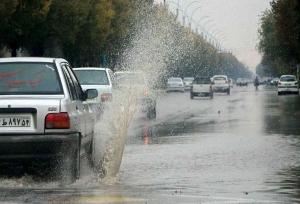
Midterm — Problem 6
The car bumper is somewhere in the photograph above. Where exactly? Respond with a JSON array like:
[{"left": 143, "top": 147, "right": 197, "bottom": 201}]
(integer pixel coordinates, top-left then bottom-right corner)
[
  {"left": 0, "top": 133, "right": 80, "bottom": 160},
  {"left": 192, "top": 92, "right": 211, "bottom": 96},
  {"left": 278, "top": 87, "right": 299, "bottom": 93}
]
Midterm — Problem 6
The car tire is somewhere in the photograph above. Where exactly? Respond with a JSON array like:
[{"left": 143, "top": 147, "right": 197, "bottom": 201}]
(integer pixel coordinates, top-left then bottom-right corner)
[
  {"left": 227, "top": 89, "right": 230, "bottom": 95},
  {"left": 210, "top": 92, "right": 214, "bottom": 99},
  {"left": 278, "top": 92, "right": 281, "bottom": 96}
]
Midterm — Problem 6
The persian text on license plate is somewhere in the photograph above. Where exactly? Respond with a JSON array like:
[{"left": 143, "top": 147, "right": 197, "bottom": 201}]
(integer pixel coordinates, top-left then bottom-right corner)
[{"left": 0, "top": 116, "right": 31, "bottom": 127}]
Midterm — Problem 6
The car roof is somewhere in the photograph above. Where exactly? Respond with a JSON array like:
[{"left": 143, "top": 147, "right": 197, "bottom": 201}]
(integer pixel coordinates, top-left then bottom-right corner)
[
  {"left": 73, "top": 67, "right": 109, "bottom": 71},
  {"left": 0, "top": 57, "right": 65, "bottom": 63},
  {"left": 213, "top": 75, "right": 227, "bottom": 78}
]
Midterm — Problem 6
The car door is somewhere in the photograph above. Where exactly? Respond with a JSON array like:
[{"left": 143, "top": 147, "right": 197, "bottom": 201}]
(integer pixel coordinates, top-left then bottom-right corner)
[
  {"left": 60, "top": 64, "right": 86, "bottom": 141},
  {"left": 65, "top": 64, "right": 94, "bottom": 145}
]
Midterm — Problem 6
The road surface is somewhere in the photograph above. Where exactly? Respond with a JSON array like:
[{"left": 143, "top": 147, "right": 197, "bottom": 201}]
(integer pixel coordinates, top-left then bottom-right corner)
[{"left": 1, "top": 85, "right": 300, "bottom": 203}]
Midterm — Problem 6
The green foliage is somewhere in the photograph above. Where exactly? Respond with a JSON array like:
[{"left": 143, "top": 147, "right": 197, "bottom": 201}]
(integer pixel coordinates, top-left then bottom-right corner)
[
  {"left": 0, "top": 0, "right": 250, "bottom": 79},
  {"left": 258, "top": 0, "right": 300, "bottom": 76}
]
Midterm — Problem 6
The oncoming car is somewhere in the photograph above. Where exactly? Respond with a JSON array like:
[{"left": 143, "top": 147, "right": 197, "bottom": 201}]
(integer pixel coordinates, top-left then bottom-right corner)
[
  {"left": 183, "top": 77, "right": 194, "bottom": 90},
  {"left": 277, "top": 75, "right": 299, "bottom": 95},
  {"left": 0, "top": 57, "right": 100, "bottom": 182},
  {"left": 212, "top": 75, "right": 230, "bottom": 95},
  {"left": 190, "top": 77, "right": 213, "bottom": 99},
  {"left": 166, "top": 77, "right": 185, "bottom": 92},
  {"left": 73, "top": 67, "right": 114, "bottom": 103}
]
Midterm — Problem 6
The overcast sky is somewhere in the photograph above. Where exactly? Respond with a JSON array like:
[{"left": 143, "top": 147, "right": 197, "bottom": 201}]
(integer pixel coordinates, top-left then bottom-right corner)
[{"left": 155, "top": 0, "right": 272, "bottom": 71}]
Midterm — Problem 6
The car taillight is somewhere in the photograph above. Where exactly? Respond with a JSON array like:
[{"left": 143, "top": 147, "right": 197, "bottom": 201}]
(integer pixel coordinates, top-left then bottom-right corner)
[
  {"left": 278, "top": 82, "right": 281, "bottom": 85},
  {"left": 295, "top": 82, "right": 298, "bottom": 85},
  {"left": 45, "top": 113, "right": 70, "bottom": 129},
  {"left": 101, "top": 93, "right": 112, "bottom": 102}
]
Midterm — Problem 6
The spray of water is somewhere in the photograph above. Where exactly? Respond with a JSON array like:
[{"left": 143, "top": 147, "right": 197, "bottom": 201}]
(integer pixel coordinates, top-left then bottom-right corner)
[{"left": 93, "top": 7, "right": 184, "bottom": 183}]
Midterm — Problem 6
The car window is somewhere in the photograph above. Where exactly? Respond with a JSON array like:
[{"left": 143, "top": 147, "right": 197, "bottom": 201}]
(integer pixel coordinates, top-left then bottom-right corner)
[
  {"left": 168, "top": 78, "right": 182, "bottom": 82},
  {"left": 74, "top": 70, "right": 109, "bottom": 85},
  {"left": 213, "top": 76, "right": 227, "bottom": 81},
  {"left": 65, "top": 65, "right": 84, "bottom": 100},
  {"left": 61, "top": 64, "right": 77, "bottom": 100},
  {"left": 194, "top": 78, "right": 211, "bottom": 84},
  {"left": 0, "top": 62, "right": 62, "bottom": 95},
  {"left": 280, "top": 76, "right": 296, "bottom": 82}
]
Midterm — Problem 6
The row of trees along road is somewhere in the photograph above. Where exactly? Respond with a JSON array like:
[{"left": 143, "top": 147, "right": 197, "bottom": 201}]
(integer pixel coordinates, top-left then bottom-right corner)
[
  {"left": 257, "top": 0, "right": 300, "bottom": 77},
  {"left": 0, "top": 0, "right": 251, "bottom": 80}
]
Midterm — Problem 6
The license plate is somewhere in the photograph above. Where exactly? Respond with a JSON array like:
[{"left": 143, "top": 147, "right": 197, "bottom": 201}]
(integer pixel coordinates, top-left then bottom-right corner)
[{"left": 0, "top": 115, "right": 31, "bottom": 127}]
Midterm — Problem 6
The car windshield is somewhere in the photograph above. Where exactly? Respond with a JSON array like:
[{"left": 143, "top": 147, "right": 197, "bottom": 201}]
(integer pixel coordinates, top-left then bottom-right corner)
[
  {"left": 0, "top": 62, "right": 62, "bottom": 95},
  {"left": 213, "top": 76, "right": 226, "bottom": 81},
  {"left": 194, "top": 78, "right": 211, "bottom": 84},
  {"left": 168, "top": 78, "right": 182, "bottom": 82},
  {"left": 280, "top": 76, "right": 296, "bottom": 82},
  {"left": 184, "top": 78, "right": 194, "bottom": 82},
  {"left": 74, "top": 70, "right": 109, "bottom": 85}
]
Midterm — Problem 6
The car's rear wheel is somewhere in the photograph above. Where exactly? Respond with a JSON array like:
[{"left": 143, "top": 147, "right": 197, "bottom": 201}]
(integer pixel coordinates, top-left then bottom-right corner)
[
  {"left": 227, "top": 89, "right": 230, "bottom": 95},
  {"left": 210, "top": 92, "right": 214, "bottom": 99},
  {"left": 278, "top": 92, "right": 281, "bottom": 96}
]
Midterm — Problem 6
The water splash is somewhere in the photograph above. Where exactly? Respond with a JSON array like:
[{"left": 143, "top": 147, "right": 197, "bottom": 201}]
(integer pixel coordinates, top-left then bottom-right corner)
[{"left": 93, "top": 7, "right": 183, "bottom": 183}]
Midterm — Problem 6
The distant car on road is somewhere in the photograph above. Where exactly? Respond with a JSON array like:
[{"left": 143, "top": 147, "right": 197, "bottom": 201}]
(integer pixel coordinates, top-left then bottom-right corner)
[
  {"left": 277, "top": 75, "right": 299, "bottom": 95},
  {"left": 115, "top": 71, "right": 156, "bottom": 119},
  {"left": 190, "top": 77, "right": 213, "bottom": 99},
  {"left": 212, "top": 75, "right": 230, "bottom": 95},
  {"left": 73, "top": 67, "right": 114, "bottom": 103},
  {"left": 0, "top": 57, "right": 99, "bottom": 182},
  {"left": 183, "top": 77, "right": 194, "bottom": 90},
  {"left": 167, "top": 77, "right": 185, "bottom": 93}
]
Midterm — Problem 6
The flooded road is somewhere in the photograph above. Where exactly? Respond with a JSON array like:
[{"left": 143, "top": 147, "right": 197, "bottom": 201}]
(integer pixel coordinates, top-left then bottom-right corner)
[{"left": 1, "top": 86, "right": 300, "bottom": 203}]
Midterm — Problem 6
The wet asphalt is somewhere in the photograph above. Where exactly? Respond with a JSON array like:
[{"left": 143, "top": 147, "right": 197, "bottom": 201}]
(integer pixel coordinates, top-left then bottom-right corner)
[{"left": 1, "top": 85, "right": 300, "bottom": 203}]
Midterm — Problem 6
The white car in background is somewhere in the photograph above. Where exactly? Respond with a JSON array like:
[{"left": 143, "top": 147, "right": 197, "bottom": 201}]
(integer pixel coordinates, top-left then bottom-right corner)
[
  {"left": 73, "top": 67, "right": 114, "bottom": 103},
  {"left": 211, "top": 75, "right": 230, "bottom": 95},
  {"left": 277, "top": 75, "right": 299, "bottom": 95},
  {"left": 190, "top": 77, "right": 213, "bottom": 99},
  {"left": 183, "top": 77, "right": 194, "bottom": 90},
  {"left": 167, "top": 77, "right": 185, "bottom": 92}
]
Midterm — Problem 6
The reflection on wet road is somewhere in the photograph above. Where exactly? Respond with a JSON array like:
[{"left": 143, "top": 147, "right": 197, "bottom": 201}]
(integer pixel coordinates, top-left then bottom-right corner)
[{"left": 1, "top": 86, "right": 300, "bottom": 203}]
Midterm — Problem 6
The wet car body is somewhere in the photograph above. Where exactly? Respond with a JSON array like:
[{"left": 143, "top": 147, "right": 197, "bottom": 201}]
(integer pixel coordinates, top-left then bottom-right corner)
[
  {"left": 190, "top": 77, "right": 213, "bottom": 99},
  {"left": 278, "top": 75, "right": 299, "bottom": 95},
  {"left": 0, "top": 57, "right": 99, "bottom": 181},
  {"left": 166, "top": 77, "right": 185, "bottom": 92}
]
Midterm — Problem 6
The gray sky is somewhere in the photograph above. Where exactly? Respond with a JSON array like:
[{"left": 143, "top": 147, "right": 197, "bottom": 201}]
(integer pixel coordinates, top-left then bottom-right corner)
[{"left": 155, "top": 0, "right": 272, "bottom": 71}]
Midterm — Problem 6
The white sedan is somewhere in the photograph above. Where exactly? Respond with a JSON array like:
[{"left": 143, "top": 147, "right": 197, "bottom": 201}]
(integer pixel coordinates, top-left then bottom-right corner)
[
  {"left": 167, "top": 77, "right": 185, "bottom": 92},
  {"left": 278, "top": 75, "right": 299, "bottom": 95}
]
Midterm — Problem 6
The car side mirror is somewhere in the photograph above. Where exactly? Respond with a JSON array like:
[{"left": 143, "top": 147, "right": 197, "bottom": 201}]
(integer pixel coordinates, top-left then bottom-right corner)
[{"left": 84, "top": 89, "right": 98, "bottom": 100}]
